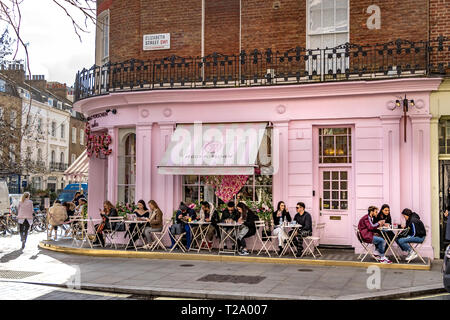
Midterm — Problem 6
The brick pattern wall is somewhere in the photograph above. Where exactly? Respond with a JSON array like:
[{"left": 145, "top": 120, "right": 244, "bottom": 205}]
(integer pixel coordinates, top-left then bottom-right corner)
[
  {"left": 205, "top": 0, "right": 240, "bottom": 56},
  {"left": 430, "top": 0, "right": 450, "bottom": 72},
  {"left": 241, "top": 0, "right": 306, "bottom": 53},
  {"left": 69, "top": 117, "right": 86, "bottom": 165},
  {"left": 350, "top": 0, "right": 428, "bottom": 45},
  {"left": 103, "top": 0, "right": 440, "bottom": 64}
]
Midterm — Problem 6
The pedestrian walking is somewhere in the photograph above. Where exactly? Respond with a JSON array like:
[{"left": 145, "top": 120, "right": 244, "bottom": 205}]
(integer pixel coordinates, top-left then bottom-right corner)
[{"left": 17, "top": 192, "right": 33, "bottom": 249}]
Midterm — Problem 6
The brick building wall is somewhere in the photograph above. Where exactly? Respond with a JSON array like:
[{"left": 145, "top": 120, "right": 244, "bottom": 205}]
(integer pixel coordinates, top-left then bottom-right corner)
[
  {"left": 99, "top": 0, "right": 445, "bottom": 69},
  {"left": 69, "top": 117, "right": 86, "bottom": 165},
  {"left": 430, "top": 0, "right": 450, "bottom": 72},
  {"left": 0, "top": 93, "right": 22, "bottom": 167}
]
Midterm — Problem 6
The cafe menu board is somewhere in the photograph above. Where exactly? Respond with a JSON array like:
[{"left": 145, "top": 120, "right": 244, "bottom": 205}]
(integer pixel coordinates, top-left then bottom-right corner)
[{"left": 143, "top": 33, "right": 170, "bottom": 51}]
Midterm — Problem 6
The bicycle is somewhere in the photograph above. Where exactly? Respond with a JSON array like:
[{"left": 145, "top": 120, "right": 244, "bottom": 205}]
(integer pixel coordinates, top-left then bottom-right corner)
[
  {"left": 0, "top": 213, "right": 18, "bottom": 236},
  {"left": 30, "top": 211, "right": 47, "bottom": 233}
]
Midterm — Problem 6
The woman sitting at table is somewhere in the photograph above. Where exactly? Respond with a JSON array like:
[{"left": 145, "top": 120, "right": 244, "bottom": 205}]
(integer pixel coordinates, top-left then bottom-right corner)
[
  {"left": 94, "top": 201, "right": 118, "bottom": 247},
  {"left": 142, "top": 200, "right": 163, "bottom": 249},
  {"left": 272, "top": 201, "right": 292, "bottom": 255},
  {"left": 373, "top": 204, "right": 394, "bottom": 254},
  {"left": 199, "top": 201, "right": 217, "bottom": 249},
  {"left": 126, "top": 200, "right": 150, "bottom": 248},
  {"left": 236, "top": 202, "right": 259, "bottom": 256}
]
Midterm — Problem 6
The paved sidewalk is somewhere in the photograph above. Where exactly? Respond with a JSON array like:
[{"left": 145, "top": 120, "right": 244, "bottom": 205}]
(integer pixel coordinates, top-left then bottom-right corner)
[{"left": 0, "top": 233, "right": 445, "bottom": 300}]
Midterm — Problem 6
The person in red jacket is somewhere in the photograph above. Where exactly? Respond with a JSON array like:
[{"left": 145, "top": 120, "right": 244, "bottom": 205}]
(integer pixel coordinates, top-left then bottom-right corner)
[{"left": 358, "top": 206, "right": 392, "bottom": 264}]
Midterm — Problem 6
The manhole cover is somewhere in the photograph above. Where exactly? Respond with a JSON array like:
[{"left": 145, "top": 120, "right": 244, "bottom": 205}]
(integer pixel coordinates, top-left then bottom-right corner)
[
  {"left": 0, "top": 270, "right": 42, "bottom": 280},
  {"left": 180, "top": 264, "right": 194, "bottom": 267},
  {"left": 298, "top": 269, "right": 313, "bottom": 272},
  {"left": 197, "top": 274, "right": 265, "bottom": 284}
]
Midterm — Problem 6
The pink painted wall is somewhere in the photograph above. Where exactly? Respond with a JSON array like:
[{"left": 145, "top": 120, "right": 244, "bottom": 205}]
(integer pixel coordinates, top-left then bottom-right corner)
[{"left": 76, "top": 78, "right": 442, "bottom": 257}]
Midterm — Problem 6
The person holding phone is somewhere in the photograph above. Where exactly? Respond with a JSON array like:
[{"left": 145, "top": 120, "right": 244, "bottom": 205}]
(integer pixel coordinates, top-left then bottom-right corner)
[
  {"left": 272, "top": 201, "right": 292, "bottom": 255},
  {"left": 94, "top": 201, "right": 118, "bottom": 247},
  {"left": 169, "top": 202, "right": 196, "bottom": 250}
]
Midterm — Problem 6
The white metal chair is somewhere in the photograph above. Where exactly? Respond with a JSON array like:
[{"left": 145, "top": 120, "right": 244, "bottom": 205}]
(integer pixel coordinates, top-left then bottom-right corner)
[
  {"left": 149, "top": 218, "right": 172, "bottom": 251},
  {"left": 257, "top": 228, "right": 278, "bottom": 257},
  {"left": 250, "top": 220, "right": 266, "bottom": 254},
  {"left": 406, "top": 226, "right": 429, "bottom": 264},
  {"left": 301, "top": 222, "right": 325, "bottom": 258},
  {"left": 102, "top": 216, "right": 125, "bottom": 249},
  {"left": 353, "top": 225, "right": 379, "bottom": 262},
  {"left": 168, "top": 221, "right": 187, "bottom": 253}
]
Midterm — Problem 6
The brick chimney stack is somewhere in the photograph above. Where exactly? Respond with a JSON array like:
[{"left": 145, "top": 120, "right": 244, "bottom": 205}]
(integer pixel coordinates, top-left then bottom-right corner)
[
  {"left": 0, "top": 63, "right": 25, "bottom": 83},
  {"left": 25, "top": 74, "right": 47, "bottom": 90},
  {"left": 47, "top": 81, "right": 68, "bottom": 100}
]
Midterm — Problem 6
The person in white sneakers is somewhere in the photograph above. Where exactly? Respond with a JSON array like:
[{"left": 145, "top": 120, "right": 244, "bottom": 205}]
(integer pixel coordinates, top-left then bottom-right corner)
[
  {"left": 357, "top": 206, "right": 392, "bottom": 264},
  {"left": 396, "top": 209, "right": 426, "bottom": 262}
]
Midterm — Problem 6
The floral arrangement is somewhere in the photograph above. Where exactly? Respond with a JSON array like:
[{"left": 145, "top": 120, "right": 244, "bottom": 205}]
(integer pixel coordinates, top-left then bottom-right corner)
[
  {"left": 85, "top": 122, "right": 113, "bottom": 158},
  {"left": 81, "top": 203, "right": 88, "bottom": 219},
  {"left": 115, "top": 202, "right": 136, "bottom": 217},
  {"left": 205, "top": 175, "right": 249, "bottom": 203}
]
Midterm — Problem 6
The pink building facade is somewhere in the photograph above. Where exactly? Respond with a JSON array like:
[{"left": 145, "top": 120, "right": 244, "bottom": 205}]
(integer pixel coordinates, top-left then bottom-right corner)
[{"left": 74, "top": 77, "right": 442, "bottom": 258}]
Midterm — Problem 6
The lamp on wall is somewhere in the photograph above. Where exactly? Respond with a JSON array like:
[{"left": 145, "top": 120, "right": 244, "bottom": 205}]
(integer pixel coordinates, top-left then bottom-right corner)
[{"left": 394, "top": 94, "right": 415, "bottom": 143}]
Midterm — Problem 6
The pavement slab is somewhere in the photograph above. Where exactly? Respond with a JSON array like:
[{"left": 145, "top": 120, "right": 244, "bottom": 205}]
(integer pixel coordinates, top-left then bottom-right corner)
[{"left": 0, "top": 233, "right": 446, "bottom": 300}]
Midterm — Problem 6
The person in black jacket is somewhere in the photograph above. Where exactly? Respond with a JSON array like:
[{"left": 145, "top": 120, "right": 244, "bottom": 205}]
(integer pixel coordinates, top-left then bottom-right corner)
[
  {"left": 396, "top": 208, "right": 426, "bottom": 262},
  {"left": 169, "top": 202, "right": 197, "bottom": 250},
  {"left": 211, "top": 201, "right": 239, "bottom": 249},
  {"left": 235, "top": 202, "right": 259, "bottom": 256},
  {"left": 272, "top": 201, "right": 292, "bottom": 255},
  {"left": 374, "top": 204, "right": 394, "bottom": 253},
  {"left": 291, "top": 202, "right": 312, "bottom": 257}
]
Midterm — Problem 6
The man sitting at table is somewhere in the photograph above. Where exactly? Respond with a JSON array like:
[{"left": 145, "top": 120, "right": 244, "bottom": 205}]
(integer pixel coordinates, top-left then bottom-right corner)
[
  {"left": 212, "top": 201, "right": 239, "bottom": 250},
  {"left": 291, "top": 202, "right": 313, "bottom": 257},
  {"left": 358, "top": 206, "right": 392, "bottom": 264},
  {"left": 169, "top": 202, "right": 197, "bottom": 250},
  {"left": 395, "top": 208, "right": 426, "bottom": 262},
  {"left": 199, "top": 201, "right": 217, "bottom": 249}
]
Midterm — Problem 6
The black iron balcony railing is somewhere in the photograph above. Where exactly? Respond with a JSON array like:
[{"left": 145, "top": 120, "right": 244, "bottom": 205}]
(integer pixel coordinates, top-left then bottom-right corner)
[
  {"left": 50, "top": 162, "right": 68, "bottom": 171},
  {"left": 74, "top": 37, "right": 450, "bottom": 102}
]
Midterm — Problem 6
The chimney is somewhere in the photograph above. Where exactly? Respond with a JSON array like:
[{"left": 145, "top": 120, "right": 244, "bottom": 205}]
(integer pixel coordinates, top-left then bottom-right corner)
[
  {"left": 46, "top": 81, "right": 68, "bottom": 100},
  {"left": 25, "top": 74, "right": 47, "bottom": 90},
  {"left": 0, "top": 63, "right": 25, "bottom": 83}
]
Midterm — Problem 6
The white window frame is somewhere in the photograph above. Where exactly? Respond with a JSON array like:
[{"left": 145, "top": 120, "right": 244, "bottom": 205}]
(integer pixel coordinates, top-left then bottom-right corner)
[
  {"left": 100, "top": 12, "right": 110, "bottom": 62},
  {"left": 57, "top": 101, "right": 63, "bottom": 109},
  {"left": 61, "top": 123, "right": 65, "bottom": 139},
  {"left": 10, "top": 110, "right": 17, "bottom": 129},
  {"left": 306, "top": 0, "right": 350, "bottom": 49},
  {"left": 71, "top": 154, "right": 76, "bottom": 164},
  {"left": 72, "top": 127, "right": 77, "bottom": 144},
  {"left": 80, "top": 129, "right": 84, "bottom": 145},
  {"left": 48, "top": 98, "right": 54, "bottom": 107},
  {"left": 51, "top": 121, "right": 56, "bottom": 137}
]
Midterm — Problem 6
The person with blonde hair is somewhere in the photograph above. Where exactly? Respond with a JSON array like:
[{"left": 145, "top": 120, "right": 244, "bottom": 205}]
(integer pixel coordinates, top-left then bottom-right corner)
[
  {"left": 17, "top": 192, "right": 34, "bottom": 249},
  {"left": 47, "top": 200, "right": 68, "bottom": 241}
]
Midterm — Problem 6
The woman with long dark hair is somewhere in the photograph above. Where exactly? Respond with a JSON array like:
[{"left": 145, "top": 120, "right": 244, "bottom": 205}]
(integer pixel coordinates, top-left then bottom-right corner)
[
  {"left": 235, "top": 202, "right": 259, "bottom": 255},
  {"left": 126, "top": 199, "right": 150, "bottom": 248},
  {"left": 272, "top": 201, "right": 292, "bottom": 255},
  {"left": 374, "top": 204, "right": 394, "bottom": 255}
]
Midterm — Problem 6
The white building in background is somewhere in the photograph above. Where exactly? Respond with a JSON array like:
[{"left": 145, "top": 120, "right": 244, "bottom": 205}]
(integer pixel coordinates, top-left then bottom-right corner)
[{"left": 19, "top": 83, "right": 71, "bottom": 192}]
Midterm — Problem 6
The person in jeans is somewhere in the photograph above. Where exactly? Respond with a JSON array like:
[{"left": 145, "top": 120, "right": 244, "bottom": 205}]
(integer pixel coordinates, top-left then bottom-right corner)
[
  {"left": 17, "top": 192, "right": 33, "bottom": 249},
  {"left": 358, "top": 206, "right": 392, "bottom": 264},
  {"left": 142, "top": 200, "right": 163, "bottom": 249},
  {"left": 169, "top": 202, "right": 196, "bottom": 250},
  {"left": 235, "top": 202, "right": 259, "bottom": 256},
  {"left": 212, "top": 201, "right": 239, "bottom": 250},
  {"left": 291, "top": 202, "right": 312, "bottom": 257},
  {"left": 199, "top": 201, "right": 217, "bottom": 249},
  {"left": 396, "top": 208, "right": 426, "bottom": 262},
  {"left": 272, "top": 201, "right": 292, "bottom": 255}
]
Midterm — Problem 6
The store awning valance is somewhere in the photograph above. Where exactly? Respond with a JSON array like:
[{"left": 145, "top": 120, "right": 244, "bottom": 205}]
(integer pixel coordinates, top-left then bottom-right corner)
[
  {"left": 158, "top": 122, "right": 268, "bottom": 175},
  {"left": 64, "top": 150, "right": 89, "bottom": 181}
]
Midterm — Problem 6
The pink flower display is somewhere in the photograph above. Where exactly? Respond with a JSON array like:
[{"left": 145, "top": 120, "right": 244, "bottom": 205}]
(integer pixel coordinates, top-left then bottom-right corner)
[
  {"left": 85, "top": 123, "right": 113, "bottom": 158},
  {"left": 205, "top": 175, "right": 249, "bottom": 203}
]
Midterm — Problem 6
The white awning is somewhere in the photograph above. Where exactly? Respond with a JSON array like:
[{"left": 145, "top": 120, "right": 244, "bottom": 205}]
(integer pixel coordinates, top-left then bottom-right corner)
[
  {"left": 64, "top": 150, "right": 89, "bottom": 181},
  {"left": 158, "top": 122, "right": 268, "bottom": 175}
]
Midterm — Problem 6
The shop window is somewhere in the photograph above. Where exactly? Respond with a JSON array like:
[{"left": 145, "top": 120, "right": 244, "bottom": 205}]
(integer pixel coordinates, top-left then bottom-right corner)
[
  {"left": 439, "top": 119, "right": 450, "bottom": 155},
  {"left": 182, "top": 174, "right": 273, "bottom": 206},
  {"left": 319, "top": 127, "right": 352, "bottom": 163},
  {"left": 118, "top": 131, "right": 136, "bottom": 204},
  {"left": 321, "top": 170, "right": 348, "bottom": 210}
]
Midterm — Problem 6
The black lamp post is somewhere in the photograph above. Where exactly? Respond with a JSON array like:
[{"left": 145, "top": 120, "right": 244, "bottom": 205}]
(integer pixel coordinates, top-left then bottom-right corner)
[{"left": 395, "top": 95, "right": 415, "bottom": 143}]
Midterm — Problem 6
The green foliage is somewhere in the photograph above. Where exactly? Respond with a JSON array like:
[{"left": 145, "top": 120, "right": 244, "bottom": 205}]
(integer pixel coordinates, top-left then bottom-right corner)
[{"left": 115, "top": 202, "right": 137, "bottom": 217}]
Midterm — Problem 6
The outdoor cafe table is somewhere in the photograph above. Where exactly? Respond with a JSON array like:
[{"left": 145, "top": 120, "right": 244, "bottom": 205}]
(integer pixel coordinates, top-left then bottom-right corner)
[
  {"left": 124, "top": 219, "right": 148, "bottom": 251},
  {"left": 379, "top": 227, "right": 407, "bottom": 263},
  {"left": 279, "top": 223, "right": 302, "bottom": 257},
  {"left": 188, "top": 221, "right": 212, "bottom": 253},
  {"left": 70, "top": 217, "right": 102, "bottom": 249},
  {"left": 217, "top": 222, "right": 243, "bottom": 255}
]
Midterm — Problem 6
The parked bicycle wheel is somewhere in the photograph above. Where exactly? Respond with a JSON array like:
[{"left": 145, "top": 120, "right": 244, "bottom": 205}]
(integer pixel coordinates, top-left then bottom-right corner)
[{"left": 6, "top": 214, "right": 18, "bottom": 235}]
